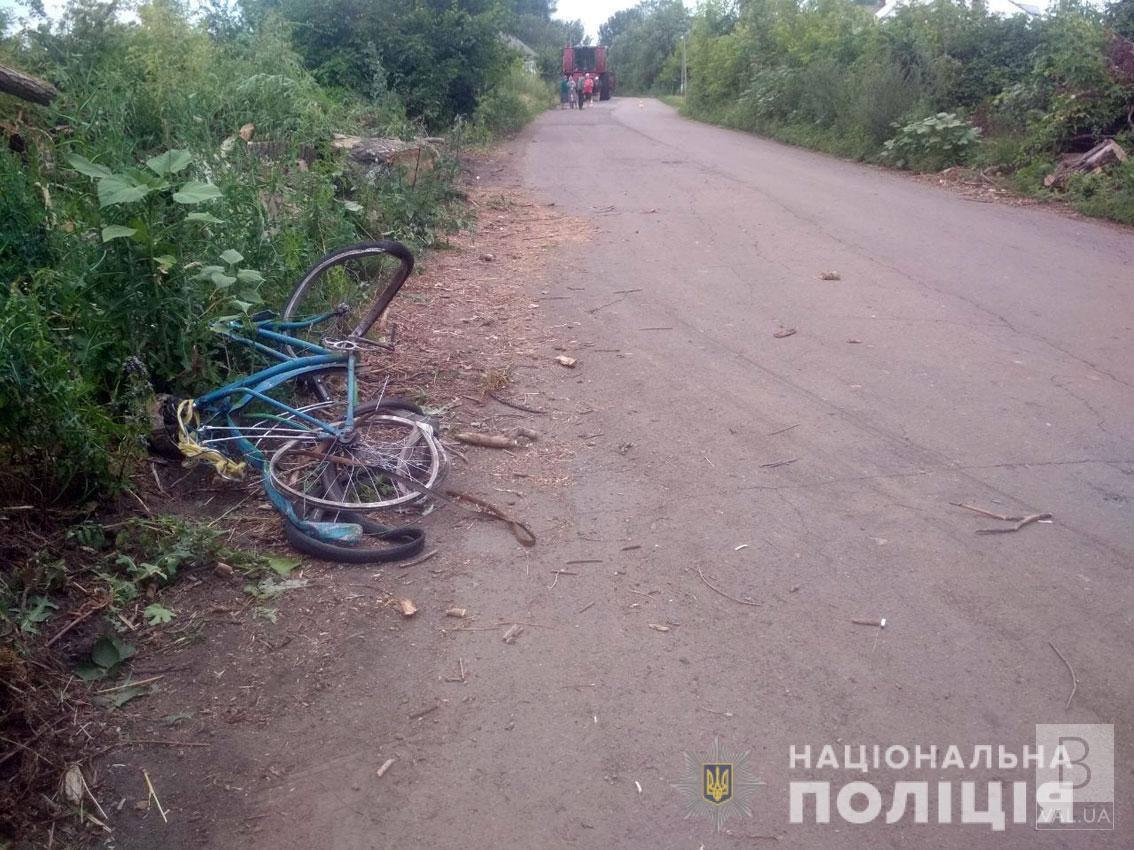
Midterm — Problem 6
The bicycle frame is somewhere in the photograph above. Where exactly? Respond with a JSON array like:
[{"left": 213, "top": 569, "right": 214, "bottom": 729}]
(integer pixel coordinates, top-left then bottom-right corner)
[
  {"left": 187, "top": 310, "right": 368, "bottom": 544},
  {"left": 195, "top": 310, "right": 360, "bottom": 453}
]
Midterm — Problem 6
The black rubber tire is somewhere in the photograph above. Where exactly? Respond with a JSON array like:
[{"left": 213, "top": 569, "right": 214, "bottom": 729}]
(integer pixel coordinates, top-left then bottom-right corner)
[
  {"left": 284, "top": 516, "right": 425, "bottom": 564},
  {"left": 281, "top": 241, "right": 415, "bottom": 341}
]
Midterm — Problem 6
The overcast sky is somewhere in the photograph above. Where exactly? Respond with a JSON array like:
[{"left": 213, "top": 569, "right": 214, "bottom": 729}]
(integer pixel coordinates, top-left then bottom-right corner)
[{"left": 555, "top": 0, "right": 639, "bottom": 40}]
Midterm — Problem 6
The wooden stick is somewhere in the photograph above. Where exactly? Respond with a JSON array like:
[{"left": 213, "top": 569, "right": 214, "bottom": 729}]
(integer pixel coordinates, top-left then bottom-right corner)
[
  {"left": 760, "top": 458, "right": 797, "bottom": 469},
  {"left": 452, "top": 432, "right": 518, "bottom": 449},
  {"left": 1049, "top": 641, "right": 1078, "bottom": 710},
  {"left": 95, "top": 675, "right": 163, "bottom": 694},
  {"left": 976, "top": 512, "right": 1052, "bottom": 534},
  {"left": 143, "top": 769, "right": 168, "bottom": 823},
  {"left": 696, "top": 568, "right": 759, "bottom": 607},
  {"left": 45, "top": 599, "right": 109, "bottom": 648},
  {"left": 487, "top": 391, "right": 547, "bottom": 415}
]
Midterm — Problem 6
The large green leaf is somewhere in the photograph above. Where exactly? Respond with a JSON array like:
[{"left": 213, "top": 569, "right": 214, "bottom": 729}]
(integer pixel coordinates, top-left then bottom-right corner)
[
  {"left": 172, "top": 181, "right": 224, "bottom": 204},
  {"left": 219, "top": 248, "right": 244, "bottom": 265},
  {"left": 66, "top": 154, "right": 114, "bottom": 179},
  {"left": 91, "top": 635, "right": 134, "bottom": 669},
  {"left": 265, "top": 555, "right": 301, "bottom": 577},
  {"left": 101, "top": 225, "right": 138, "bottom": 242},
  {"left": 145, "top": 149, "right": 193, "bottom": 176},
  {"left": 97, "top": 174, "right": 150, "bottom": 208},
  {"left": 236, "top": 269, "right": 265, "bottom": 284},
  {"left": 143, "top": 603, "right": 175, "bottom": 625},
  {"left": 211, "top": 271, "right": 236, "bottom": 289}
]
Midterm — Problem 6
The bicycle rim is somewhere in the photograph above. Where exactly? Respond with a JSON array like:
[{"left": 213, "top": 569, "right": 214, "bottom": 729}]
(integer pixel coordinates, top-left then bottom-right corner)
[
  {"left": 281, "top": 242, "right": 414, "bottom": 352},
  {"left": 267, "top": 411, "right": 445, "bottom": 511}
]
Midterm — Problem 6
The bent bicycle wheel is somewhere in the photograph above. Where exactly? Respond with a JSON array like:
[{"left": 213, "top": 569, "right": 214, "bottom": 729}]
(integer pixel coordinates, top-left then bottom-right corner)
[
  {"left": 267, "top": 407, "right": 447, "bottom": 512},
  {"left": 281, "top": 241, "right": 415, "bottom": 352}
]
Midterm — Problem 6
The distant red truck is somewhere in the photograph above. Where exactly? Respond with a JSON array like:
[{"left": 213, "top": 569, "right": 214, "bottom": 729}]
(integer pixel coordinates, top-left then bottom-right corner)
[{"left": 562, "top": 45, "right": 614, "bottom": 101}]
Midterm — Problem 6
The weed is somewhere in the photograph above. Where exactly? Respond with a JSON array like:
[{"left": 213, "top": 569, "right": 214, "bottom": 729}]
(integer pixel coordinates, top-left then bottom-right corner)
[{"left": 881, "top": 113, "right": 982, "bottom": 171}]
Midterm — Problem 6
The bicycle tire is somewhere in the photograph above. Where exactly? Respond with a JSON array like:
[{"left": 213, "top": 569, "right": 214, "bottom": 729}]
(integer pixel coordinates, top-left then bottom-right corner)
[
  {"left": 281, "top": 241, "right": 415, "bottom": 348},
  {"left": 283, "top": 515, "right": 425, "bottom": 564}
]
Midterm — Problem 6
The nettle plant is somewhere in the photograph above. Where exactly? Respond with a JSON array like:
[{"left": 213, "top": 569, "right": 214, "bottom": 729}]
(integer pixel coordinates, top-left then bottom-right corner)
[
  {"left": 67, "top": 150, "right": 265, "bottom": 311},
  {"left": 880, "top": 113, "right": 982, "bottom": 172}
]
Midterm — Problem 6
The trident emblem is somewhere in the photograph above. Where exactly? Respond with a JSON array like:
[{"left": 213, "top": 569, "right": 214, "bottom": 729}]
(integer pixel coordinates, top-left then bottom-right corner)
[{"left": 703, "top": 763, "right": 733, "bottom": 804}]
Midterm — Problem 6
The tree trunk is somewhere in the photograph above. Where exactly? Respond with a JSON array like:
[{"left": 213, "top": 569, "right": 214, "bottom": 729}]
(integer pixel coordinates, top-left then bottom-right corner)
[
  {"left": 0, "top": 63, "right": 58, "bottom": 106},
  {"left": 1044, "top": 140, "right": 1128, "bottom": 190}
]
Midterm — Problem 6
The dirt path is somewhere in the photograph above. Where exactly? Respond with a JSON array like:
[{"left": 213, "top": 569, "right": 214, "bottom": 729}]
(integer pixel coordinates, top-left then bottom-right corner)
[{"left": 101, "top": 101, "right": 1133, "bottom": 849}]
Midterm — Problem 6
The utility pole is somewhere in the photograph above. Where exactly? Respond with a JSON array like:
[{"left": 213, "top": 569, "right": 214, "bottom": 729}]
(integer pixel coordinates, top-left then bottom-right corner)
[{"left": 680, "top": 35, "right": 687, "bottom": 96}]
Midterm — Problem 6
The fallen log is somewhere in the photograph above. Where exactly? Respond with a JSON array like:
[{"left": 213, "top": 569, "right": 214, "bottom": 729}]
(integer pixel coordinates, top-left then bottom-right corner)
[
  {"left": 0, "top": 62, "right": 58, "bottom": 106},
  {"left": 1044, "top": 139, "right": 1128, "bottom": 189},
  {"left": 331, "top": 134, "right": 439, "bottom": 174}
]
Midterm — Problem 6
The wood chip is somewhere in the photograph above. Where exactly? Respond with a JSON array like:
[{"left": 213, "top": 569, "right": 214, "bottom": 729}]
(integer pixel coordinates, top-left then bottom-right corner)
[
  {"left": 818, "top": 271, "right": 841, "bottom": 280},
  {"left": 555, "top": 355, "right": 577, "bottom": 368},
  {"left": 647, "top": 623, "right": 670, "bottom": 632},
  {"left": 502, "top": 624, "right": 523, "bottom": 644},
  {"left": 773, "top": 328, "right": 797, "bottom": 338},
  {"left": 444, "top": 607, "right": 467, "bottom": 618},
  {"left": 397, "top": 598, "right": 417, "bottom": 617},
  {"left": 376, "top": 758, "right": 396, "bottom": 778}
]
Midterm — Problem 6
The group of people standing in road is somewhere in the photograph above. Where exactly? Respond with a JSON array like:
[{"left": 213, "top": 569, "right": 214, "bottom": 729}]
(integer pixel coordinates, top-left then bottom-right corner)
[{"left": 560, "top": 73, "right": 596, "bottom": 110}]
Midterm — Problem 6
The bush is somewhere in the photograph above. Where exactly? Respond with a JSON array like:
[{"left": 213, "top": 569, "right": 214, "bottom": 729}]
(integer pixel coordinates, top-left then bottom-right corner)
[
  {"left": 881, "top": 112, "right": 981, "bottom": 171},
  {"left": 0, "top": 0, "right": 486, "bottom": 504},
  {"left": 0, "top": 284, "right": 127, "bottom": 501},
  {"left": 472, "top": 63, "right": 554, "bottom": 137},
  {"left": 1063, "top": 157, "right": 1134, "bottom": 225},
  {"left": 669, "top": 0, "right": 1134, "bottom": 222}
]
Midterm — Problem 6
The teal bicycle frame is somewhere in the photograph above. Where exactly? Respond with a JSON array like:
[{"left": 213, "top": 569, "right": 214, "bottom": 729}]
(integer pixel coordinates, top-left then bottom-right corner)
[{"left": 190, "top": 310, "right": 369, "bottom": 544}]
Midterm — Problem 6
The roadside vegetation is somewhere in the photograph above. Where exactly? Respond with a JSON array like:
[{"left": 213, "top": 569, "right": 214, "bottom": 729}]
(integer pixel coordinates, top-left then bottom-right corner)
[
  {"left": 603, "top": 0, "right": 1134, "bottom": 224},
  {"left": 0, "top": 0, "right": 565, "bottom": 505},
  {"left": 0, "top": 0, "right": 562, "bottom": 839}
]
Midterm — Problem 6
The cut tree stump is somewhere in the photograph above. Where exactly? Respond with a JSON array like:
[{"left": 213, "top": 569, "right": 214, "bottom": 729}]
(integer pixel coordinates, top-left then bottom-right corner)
[
  {"left": 0, "top": 62, "right": 58, "bottom": 106},
  {"left": 1044, "top": 140, "right": 1128, "bottom": 189}
]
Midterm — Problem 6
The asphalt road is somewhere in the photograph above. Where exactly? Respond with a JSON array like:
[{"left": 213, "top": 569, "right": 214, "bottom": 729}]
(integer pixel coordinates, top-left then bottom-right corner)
[
  {"left": 171, "top": 99, "right": 1132, "bottom": 849},
  {"left": 506, "top": 99, "right": 1133, "bottom": 847}
]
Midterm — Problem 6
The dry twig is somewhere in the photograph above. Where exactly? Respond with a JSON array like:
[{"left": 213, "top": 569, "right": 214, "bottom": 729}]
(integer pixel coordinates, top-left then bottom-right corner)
[
  {"left": 696, "top": 568, "right": 759, "bottom": 607},
  {"left": 487, "top": 391, "right": 547, "bottom": 414},
  {"left": 1049, "top": 641, "right": 1078, "bottom": 710},
  {"left": 143, "top": 769, "right": 168, "bottom": 823}
]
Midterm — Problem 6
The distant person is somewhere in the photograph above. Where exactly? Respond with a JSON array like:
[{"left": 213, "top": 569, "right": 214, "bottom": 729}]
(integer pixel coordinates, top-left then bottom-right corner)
[
  {"left": 583, "top": 74, "right": 594, "bottom": 106},
  {"left": 559, "top": 74, "right": 569, "bottom": 109},
  {"left": 567, "top": 75, "right": 578, "bottom": 109}
]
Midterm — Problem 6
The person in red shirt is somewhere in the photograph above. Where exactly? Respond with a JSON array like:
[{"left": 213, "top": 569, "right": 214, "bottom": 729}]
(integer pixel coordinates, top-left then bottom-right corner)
[{"left": 583, "top": 74, "right": 594, "bottom": 106}]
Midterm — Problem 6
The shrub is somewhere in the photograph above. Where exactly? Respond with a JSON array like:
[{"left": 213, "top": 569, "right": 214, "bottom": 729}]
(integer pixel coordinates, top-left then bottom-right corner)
[
  {"left": 880, "top": 112, "right": 981, "bottom": 171},
  {"left": 0, "top": 0, "right": 493, "bottom": 504},
  {"left": 472, "top": 63, "right": 554, "bottom": 138}
]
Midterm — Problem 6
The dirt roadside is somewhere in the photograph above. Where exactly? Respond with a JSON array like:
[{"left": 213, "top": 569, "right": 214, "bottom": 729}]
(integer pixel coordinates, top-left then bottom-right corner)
[{"left": 20, "top": 150, "right": 587, "bottom": 849}]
